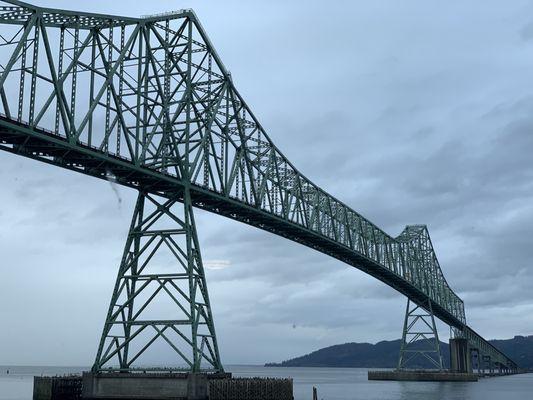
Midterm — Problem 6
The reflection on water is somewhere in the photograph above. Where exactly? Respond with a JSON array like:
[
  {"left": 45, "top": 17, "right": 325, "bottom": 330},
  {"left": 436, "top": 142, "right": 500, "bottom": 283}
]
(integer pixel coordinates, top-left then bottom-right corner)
[{"left": 0, "top": 365, "right": 532, "bottom": 400}]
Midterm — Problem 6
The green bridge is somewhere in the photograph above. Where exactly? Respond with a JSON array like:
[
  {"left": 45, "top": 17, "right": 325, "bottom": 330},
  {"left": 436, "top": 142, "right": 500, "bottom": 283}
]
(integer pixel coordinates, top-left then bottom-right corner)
[{"left": 0, "top": 0, "right": 519, "bottom": 376}]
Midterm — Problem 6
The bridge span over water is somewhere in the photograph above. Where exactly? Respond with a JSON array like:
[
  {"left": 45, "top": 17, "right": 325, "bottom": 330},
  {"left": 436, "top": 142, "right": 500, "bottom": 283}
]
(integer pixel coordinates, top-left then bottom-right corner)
[{"left": 0, "top": 0, "right": 518, "bottom": 375}]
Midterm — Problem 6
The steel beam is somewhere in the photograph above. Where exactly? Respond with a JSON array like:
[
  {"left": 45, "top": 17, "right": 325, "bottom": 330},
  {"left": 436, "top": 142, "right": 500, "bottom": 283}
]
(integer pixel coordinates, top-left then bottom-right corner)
[{"left": 0, "top": 0, "right": 519, "bottom": 372}]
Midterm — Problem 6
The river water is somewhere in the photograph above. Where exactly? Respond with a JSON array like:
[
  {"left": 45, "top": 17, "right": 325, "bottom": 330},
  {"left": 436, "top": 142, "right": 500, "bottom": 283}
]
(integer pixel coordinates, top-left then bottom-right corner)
[{"left": 1, "top": 365, "right": 531, "bottom": 400}]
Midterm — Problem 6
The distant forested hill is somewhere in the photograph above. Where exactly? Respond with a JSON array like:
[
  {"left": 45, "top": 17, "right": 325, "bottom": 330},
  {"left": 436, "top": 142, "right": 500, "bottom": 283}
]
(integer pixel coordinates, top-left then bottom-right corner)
[
  {"left": 265, "top": 336, "right": 533, "bottom": 369},
  {"left": 490, "top": 336, "right": 533, "bottom": 368}
]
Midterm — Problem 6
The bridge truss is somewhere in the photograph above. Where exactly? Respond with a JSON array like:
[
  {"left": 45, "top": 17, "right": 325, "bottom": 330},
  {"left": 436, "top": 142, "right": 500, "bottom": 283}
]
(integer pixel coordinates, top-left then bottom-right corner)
[{"left": 0, "top": 0, "right": 518, "bottom": 372}]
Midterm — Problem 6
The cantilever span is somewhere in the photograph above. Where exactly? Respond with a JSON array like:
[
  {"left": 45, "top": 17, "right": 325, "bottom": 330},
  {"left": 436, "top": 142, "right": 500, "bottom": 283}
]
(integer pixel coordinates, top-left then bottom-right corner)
[{"left": 0, "top": 0, "right": 518, "bottom": 372}]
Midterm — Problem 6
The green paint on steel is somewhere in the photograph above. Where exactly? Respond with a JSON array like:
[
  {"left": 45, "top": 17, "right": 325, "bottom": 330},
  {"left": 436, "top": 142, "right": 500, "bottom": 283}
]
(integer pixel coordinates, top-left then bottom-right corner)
[
  {"left": 0, "top": 0, "right": 519, "bottom": 372},
  {"left": 397, "top": 298, "right": 443, "bottom": 370},
  {"left": 92, "top": 190, "right": 223, "bottom": 373}
]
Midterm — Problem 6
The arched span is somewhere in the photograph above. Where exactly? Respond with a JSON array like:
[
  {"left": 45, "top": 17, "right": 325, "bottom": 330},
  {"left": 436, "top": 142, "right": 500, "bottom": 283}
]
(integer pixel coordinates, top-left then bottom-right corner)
[{"left": 0, "top": 0, "right": 517, "bottom": 368}]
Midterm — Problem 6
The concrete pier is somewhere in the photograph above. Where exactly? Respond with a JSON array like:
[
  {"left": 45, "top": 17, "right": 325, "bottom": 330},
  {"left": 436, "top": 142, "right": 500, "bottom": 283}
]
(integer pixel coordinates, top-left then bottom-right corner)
[
  {"left": 450, "top": 338, "right": 472, "bottom": 373},
  {"left": 82, "top": 372, "right": 229, "bottom": 400},
  {"left": 34, "top": 372, "right": 294, "bottom": 400},
  {"left": 368, "top": 370, "right": 478, "bottom": 382}
]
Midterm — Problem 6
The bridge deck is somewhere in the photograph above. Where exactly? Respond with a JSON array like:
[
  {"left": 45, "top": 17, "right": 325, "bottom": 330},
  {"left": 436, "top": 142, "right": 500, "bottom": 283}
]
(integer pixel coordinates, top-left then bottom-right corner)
[
  {"left": 0, "top": 0, "right": 518, "bottom": 370},
  {"left": 0, "top": 115, "right": 457, "bottom": 326},
  {"left": 0, "top": 116, "right": 516, "bottom": 369}
]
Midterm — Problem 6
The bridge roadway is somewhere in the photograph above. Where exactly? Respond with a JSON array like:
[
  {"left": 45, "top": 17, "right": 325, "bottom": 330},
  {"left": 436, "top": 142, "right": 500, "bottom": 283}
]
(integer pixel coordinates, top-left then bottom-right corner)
[{"left": 0, "top": 0, "right": 518, "bottom": 370}]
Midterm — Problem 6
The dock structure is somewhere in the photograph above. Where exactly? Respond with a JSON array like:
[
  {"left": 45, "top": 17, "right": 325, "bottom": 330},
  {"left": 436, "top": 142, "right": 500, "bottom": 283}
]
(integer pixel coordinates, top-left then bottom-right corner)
[{"left": 34, "top": 374, "right": 293, "bottom": 400}]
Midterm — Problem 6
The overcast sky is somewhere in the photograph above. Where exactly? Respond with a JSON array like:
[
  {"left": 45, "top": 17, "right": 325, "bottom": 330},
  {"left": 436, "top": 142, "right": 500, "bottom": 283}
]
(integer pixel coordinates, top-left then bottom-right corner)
[{"left": 1, "top": 0, "right": 533, "bottom": 366}]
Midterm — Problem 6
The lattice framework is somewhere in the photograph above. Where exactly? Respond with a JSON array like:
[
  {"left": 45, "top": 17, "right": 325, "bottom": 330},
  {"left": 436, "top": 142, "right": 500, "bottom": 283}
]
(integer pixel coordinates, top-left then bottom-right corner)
[{"left": 0, "top": 0, "right": 518, "bottom": 370}]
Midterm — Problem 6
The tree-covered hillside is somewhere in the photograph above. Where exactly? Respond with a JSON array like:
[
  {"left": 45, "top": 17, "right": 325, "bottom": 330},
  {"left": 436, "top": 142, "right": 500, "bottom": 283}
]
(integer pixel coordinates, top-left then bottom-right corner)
[{"left": 266, "top": 336, "right": 533, "bottom": 369}]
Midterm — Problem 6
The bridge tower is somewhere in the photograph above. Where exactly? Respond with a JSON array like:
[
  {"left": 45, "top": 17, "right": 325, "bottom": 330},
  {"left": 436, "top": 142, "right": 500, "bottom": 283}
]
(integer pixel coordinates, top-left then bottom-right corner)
[
  {"left": 397, "top": 298, "right": 444, "bottom": 370},
  {"left": 92, "top": 188, "right": 223, "bottom": 373}
]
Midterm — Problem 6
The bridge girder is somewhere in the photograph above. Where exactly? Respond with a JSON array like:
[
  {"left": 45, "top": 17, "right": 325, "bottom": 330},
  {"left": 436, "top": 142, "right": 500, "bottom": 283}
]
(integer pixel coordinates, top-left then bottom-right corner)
[{"left": 0, "top": 1, "right": 519, "bottom": 370}]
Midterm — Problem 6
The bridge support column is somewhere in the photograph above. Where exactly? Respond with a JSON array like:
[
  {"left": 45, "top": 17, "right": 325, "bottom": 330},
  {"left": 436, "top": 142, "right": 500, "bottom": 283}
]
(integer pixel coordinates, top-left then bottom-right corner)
[
  {"left": 92, "top": 190, "right": 223, "bottom": 373},
  {"left": 481, "top": 355, "right": 491, "bottom": 376},
  {"left": 507, "top": 361, "right": 514, "bottom": 374},
  {"left": 469, "top": 348, "right": 479, "bottom": 373},
  {"left": 450, "top": 338, "right": 472, "bottom": 373},
  {"left": 397, "top": 298, "right": 443, "bottom": 370}
]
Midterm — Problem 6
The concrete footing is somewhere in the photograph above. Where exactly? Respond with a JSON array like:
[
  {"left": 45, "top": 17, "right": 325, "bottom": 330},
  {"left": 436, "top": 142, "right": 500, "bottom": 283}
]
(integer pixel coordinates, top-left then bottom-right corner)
[
  {"left": 81, "top": 372, "right": 230, "bottom": 400},
  {"left": 34, "top": 372, "right": 294, "bottom": 400},
  {"left": 450, "top": 338, "right": 472, "bottom": 373},
  {"left": 368, "top": 370, "right": 478, "bottom": 382}
]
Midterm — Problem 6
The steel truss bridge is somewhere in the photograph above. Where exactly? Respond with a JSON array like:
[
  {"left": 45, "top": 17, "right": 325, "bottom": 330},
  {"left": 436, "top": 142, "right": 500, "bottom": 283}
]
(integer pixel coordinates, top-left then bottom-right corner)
[{"left": 0, "top": 0, "right": 518, "bottom": 374}]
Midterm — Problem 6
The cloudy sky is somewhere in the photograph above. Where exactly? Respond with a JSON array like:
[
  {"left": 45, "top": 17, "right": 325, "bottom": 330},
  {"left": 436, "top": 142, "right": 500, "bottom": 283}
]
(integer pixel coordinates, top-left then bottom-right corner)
[{"left": 1, "top": 0, "right": 533, "bottom": 366}]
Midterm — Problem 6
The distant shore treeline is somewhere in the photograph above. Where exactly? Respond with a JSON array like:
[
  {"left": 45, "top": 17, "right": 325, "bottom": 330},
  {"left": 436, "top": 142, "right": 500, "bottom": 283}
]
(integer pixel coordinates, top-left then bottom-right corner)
[{"left": 265, "top": 335, "right": 533, "bottom": 369}]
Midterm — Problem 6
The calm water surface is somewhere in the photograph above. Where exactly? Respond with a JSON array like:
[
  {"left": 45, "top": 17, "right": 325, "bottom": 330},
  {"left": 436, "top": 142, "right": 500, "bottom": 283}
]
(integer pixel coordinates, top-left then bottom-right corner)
[{"left": 0, "top": 365, "right": 531, "bottom": 400}]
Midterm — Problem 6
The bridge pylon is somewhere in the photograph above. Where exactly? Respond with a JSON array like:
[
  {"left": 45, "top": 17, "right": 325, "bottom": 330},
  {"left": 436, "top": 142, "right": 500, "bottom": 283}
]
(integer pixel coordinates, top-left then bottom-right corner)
[
  {"left": 92, "top": 189, "right": 223, "bottom": 373},
  {"left": 397, "top": 298, "right": 444, "bottom": 370},
  {"left": 0, "top": 0, "right": 518, "bottom": 376}
]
